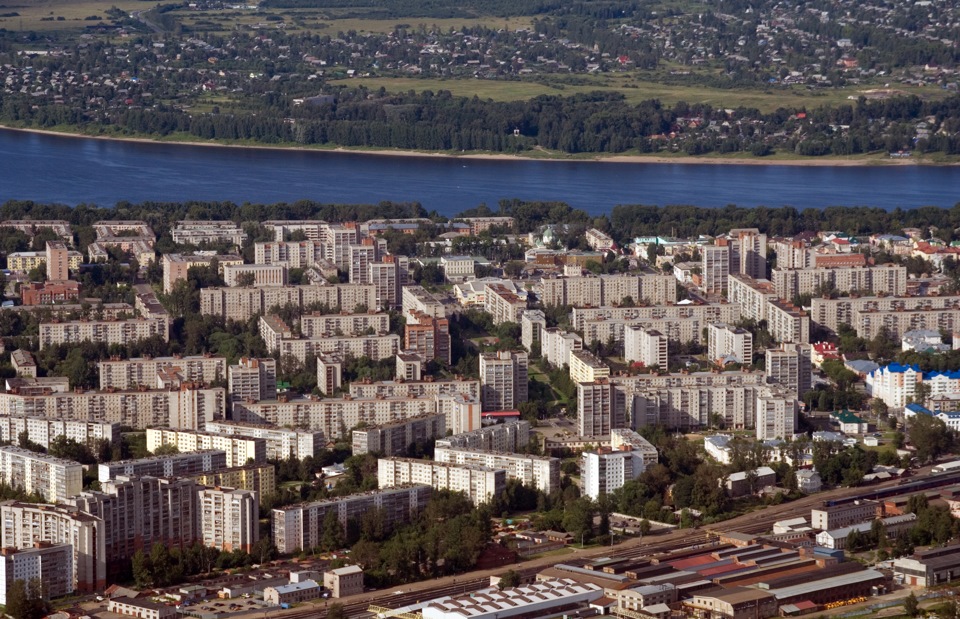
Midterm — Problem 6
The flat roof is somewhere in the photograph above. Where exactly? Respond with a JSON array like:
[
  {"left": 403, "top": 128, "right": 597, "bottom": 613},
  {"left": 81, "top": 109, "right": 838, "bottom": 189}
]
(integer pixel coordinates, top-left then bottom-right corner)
[{"left": 768, "top": 569, "right": 885, "bottom": 599}]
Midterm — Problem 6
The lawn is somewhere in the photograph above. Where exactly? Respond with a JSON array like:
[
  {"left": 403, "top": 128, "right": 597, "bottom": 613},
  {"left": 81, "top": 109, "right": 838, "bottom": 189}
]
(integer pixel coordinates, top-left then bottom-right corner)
[{"left": 0, "top": 0, "right": 144, "bottom": 31}]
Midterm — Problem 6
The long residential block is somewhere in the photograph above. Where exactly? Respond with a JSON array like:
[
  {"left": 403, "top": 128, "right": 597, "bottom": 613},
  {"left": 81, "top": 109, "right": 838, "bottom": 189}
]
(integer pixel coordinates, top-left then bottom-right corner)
[
  {"left": 300, "top": 311, "right": 390, "bottom": 337},
  {"left": 571, "top": 303, "right": 740, "bottom": 333},
  {"left": 259, "top": 315, "right": 400, "bottom": 363},
  {"left": 187, "top": 464, "right": 276, "bottom": 502},
  {"left": 434, "top": 420, "right": 531, "bottom": 453},
  {"left": 145, "top": 428, "right": 267, "bottom": 468},
  {"left": 538, "top": 273, "right": 677, "bottom": 307},
  {"left": 0, "top": 416, "right": 120, "bottom": 449},
  {"left": 204, "top": 421, "right": 325, "bottom": 460},
  {"left": 378, "top": 458, "right": 505, "bottom": 506},
  {"left": 200, "top": 284, "right": 376, "bottom": 322},
  {"left": 434, "top": 447, "right": 561, "bottom": 494},
  {"left": 0, "top": 446, "right": 83, "bottom": 503},
  {"left": 98, "top": 450, "right": 228, "bottom": 483},
  {"left": 810, "top": 295, "right": 960, "bottom": 333},
  {"left": 0, "top": 387, "right": 226, "bottom": 430},
  {"left": 272, "top": 485, "right": 432, "bottom": 554},
  {"left": 40, "top": 317, "right": 168, "bottom": 349},
  {"left": 99, "top": 355, "right": 227, "bottom": 390},
  {"left": 772, "top": 264, "right": 907, "bottom": 301},
  {"left": 348, "top": 379, "right": 481, "bottom": 401},
  {"left": 351, "top": 413, "right": 446, "bottom": 456}
]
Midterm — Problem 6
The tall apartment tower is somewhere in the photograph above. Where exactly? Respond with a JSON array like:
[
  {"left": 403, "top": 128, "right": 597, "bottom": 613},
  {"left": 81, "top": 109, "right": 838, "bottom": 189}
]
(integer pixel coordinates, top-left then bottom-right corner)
[
  {"left": 624, "top": 326, "right": 668, "bottom": 369},
  {"left": 707, "top": 323, "right": 754, "bottom": 365},
  {"left": 701, "top": 242, "right": 730, "bottom": 295},
  {"left": 228, "top": 358, "right": 278, "bottom": 402},
  {"left": 349, "top": 238, "right": 378, "bottom": 285},
  {"left": 46, "top": 240, "right": 70, "bottom": 281},
  {"left": 521, "top": 310, "right": 547, "bottom": 354},
  {"left": 369, "top": 255, "right": 410, "bottom": 309},
  {"left": 479, "top": 350, "right": 529, "bottom": 412},
  {"left": 765, "top": 343, "right": 812, "bottom": 398},
  {"left": 729, "top": 228, "right": 768, "bottom": 279},
  {"left": 316, "top": 353, "right": 343, "bottom": 395},
  {"left": 405, "top": 310, "right": 451, "bottom": 364},
  {"left": 577, "top": 381, "right": 624, "bottom": 437}
]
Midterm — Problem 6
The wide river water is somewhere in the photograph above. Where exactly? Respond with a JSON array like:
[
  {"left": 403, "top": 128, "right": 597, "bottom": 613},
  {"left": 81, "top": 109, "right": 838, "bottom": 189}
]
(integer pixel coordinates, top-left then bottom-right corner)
[{"left": 1, "top": 128, "right": 959, "bottom": 215}]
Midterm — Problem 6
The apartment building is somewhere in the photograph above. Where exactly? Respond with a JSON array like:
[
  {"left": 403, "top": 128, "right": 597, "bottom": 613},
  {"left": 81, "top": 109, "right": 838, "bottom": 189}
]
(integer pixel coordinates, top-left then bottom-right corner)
[
  {"left": 201, "top": 283, "right": 376, "bottom": 322},
  {"left": 99, "top": 355, "right": 227, "bottom": 390},
  {"left": 228, "top": 357, "right": 277, "bottom": 403},
  {"left": 809, "top": 295, "right": 960, "bottom": 334},
  {"left": 571, "top": 303, "right": 740, "bottom": 332},
  {"left": 6, "top": 250, "right": 82, "bottom": 275},
  {"left": 233, "top": 394, "right": 480, "bottom": 440},
  {"left": 301, "top": 312, "right": 390, "bottom": 337},
  {"left": 10, "top": 350, "right": 36, "bottom": 378},
  {"left": 707, "top": 323, "right": 753, "bottom": 365},
  {"left": 755, "top": 386, "right": 800, "bottom": 440},
  {"left": 811, "top": 500, "right": 880, "bottom": 531},
  {"left": 440, "top": 255, "right": 475, "bottom": 282},
  {"left": 569, "top": 350, "right": 609, "bottom": 384},
  {"left": 316, "top": 354, "right": 343, "bottom": 395},
  {"left": 223, "top": 264, "right": 287, "bottom": 287},
  {"left": 259, "top": 315, "right": 400, "bottom": 363},
  {"left": 5, "top": 376, "right": 69, "bottom": 396},
  {"left": 609, "top": 429, "right": 659, "bottom": 465},
  {"left": 484, "top": 283, "right": 527, "bottom": 325},
  {"left": 204, "top": 421, "right": 325, "bottom": 460},
  {"left": 254, "top": 240, "right": 325, "bottom": 268},
  {"left": 198, "top": 487, "right": 259, "bottom": 553},
  {"left": 188, "top": 464, "right": 276, "bottom": 502},
  {"left": 456, "top": 216, "right": 516, "bottom": 235},
  {"left": 866, "top": 363, "right": 921, "bottom": 408},
  {"left": 855, "top": 307, "right": 960, "bottom": 340},
  {"left": 585, "top": 228, "right": 615, "bottom": 252},
  {"left": 395, "top": 352, "right": 423, "bottom": 381},
  {"left": 0, "top": 219, "right": 72, "bottom": 241},
  {"left": 66, "top": 476, "right": 201, "bottom": 567},
  {"left": 45, "top": 240, "right": 70, "bottom": 281},
  {"left": 404, "top": 311, "right": 451, "bottom": 364},
  {"left": 162, "top": 253, "right": 244, "bottom": 293},
  {"left": 272, "top": 485, "right": 433, "bottom": 553},
  {"left": 0, "top": 386, "right": 226, "bottom": 431},
  {"left": 624, "top": 326, "right": 668, "bottom": 368},
  {"left": 348, "top": 378, "right": 480, "bottom": 402},
  {"left": 0, "top": 543, "right": 74, "bottom": 605},
  {"left": 772, "top": 264, "right": 907, "bottom": 301},
  {"left": 584, "top": 315, "right": 705, "bottom": 347},
  {"left": 321, "top": 223, "right": 359, "bottom": 270},
  {"left": 39, "top": 317, "right": 168, "bottom": 349},
  {"left": 0, "top": 447, "right": 82, "bottom": 503},
  {"left": 521, "top": 310, "right": 547, "bottom": 353},
  {"left": 434, "top": 447, "right": 561, "bottom": 494},
  {"left": 581, "top": 449, "right": 645, "bottom": 500},
  {"left": 378, "top": 458, "right": 505, "bottom": 506},
  {"left": 537, "top": 273, "right": 677, "bottom": 307},
  {"left": 20, "top": 280, "right": 81, "bottom": 306},
  {"left": 578, "top": 381, "right": 625, "bottom": 436},
  {"left": 727, "top": 274, "right": 778, "bottom": 323},
  {"left": 351, "top": 413, "right": 446, "bottom": 456},
  {"left": 479, "top": 350, "right": 528, "bottom": 412},
  {"left": 172, "top": 220, "right": 245, "bottom": 247},
  {"left": 435, "top": 420, "right": 530, "bottom": 452},
  {"left": 701, "top": 242, "right": 731, "bottom": 295},
  {"left": 0, "top": 416, "right": 119, "bottom": 450},
  {"left": 0, "top": 501, "right": 104, "bottom": 592},
  {"left": 146, "top": 428, "right": 266, "bottom": 468},
  {"left": 369, "top": 255, "right": 410, "bottom": 309},
  {"left": 348, "top": 239, "right": 378, "bottom": 285},
  {"left": 766, "top": 344, "right": 813, "bottom": 398},
  {"left": 98, "top": 450, "right": 228, "bottom": 483},
  {"left": 263, "top": 221, "right": 324, "bottom": 242},
  {"left": 728, "top": 228, "right": 768, "bottom": 279},
  {"left": 401, "top": 285, "right": 446, "bottom": 324},
  {"left": 766, "top": 300, "right": 810, "bottom": 344}
]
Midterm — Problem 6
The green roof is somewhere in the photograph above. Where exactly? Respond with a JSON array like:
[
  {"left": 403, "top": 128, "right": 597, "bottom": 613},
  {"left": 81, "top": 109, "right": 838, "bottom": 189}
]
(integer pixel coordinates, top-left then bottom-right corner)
[{"left": 831, "top": 409, "right": 866, "bottom": 424}]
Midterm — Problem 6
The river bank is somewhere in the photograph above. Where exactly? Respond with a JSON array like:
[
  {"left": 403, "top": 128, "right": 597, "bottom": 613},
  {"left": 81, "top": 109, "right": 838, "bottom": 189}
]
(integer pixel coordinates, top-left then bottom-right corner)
[{"left": 2, "top": 123, "right": 954, "bottom": 167}]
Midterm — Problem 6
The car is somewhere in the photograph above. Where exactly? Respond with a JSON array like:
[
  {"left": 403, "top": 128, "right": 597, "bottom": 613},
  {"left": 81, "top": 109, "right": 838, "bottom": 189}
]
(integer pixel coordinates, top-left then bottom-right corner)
[{"left": 96, "top": 596, "right": 105, "bottom": 602}]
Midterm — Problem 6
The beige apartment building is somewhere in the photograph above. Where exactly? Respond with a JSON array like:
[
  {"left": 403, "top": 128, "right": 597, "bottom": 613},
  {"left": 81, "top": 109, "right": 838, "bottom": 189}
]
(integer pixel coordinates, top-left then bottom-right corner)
[
  {"left": 434, "top": 420, "right": 531, "bottom": 453},
  {"left": 0, "top": 219, "right": 72, "bottom": 240},
  {"left": 300, "top": 312, "right": 390, "bottom": 337},
  {"left": 347, "top": 378, "right": 480, "bottom": 401},
  {"left": 571, "top": 302, "right": 740, "bottom": 332},
  {"left": 204, "top": 421, "right": 325, "bottom": 460},
  {"left": 188, "top": 463, "right": 276, "bottom": 501},
  {"left": 766, "top": 344, "right": 813, "bottom": 398},
  {"left": 98, "top": 355, "right": 227, "bottom": 390},
  {"left": 272, "top": 485, "right": 432, "bottom": 553},
  {"left": 624, "top": 326, "right": 668, "bottom": 368},
  {"left": 401, "top": 285, "right": 446, "bottom": 323},
  {"left": 228, "top": 357, "right": 277, "bottom": 403},
  {"left": 434, "top": 447, "right": 561, "bottom": 494},
  {"left": 484, "top": 283, "right": 527, "bottom": 325},
  {"left": 577, "top": 380, "right": 625, "bottom": 437},
  {"left": 727, "top": 274, "right": 778, "bottom": 322},
  {"left": 201, "top": 283, "right": 376, "bottom": 321},
  {"left": 146, "top": 428, "right": 266, "bottom": 468},
  {"left": 369, "top": 255, "right": 410, "bottom": 309},
  {"left": 0, "top": 416, "right": 119, "bottom": 450},
  {"left": 541, "top": 327, "right": 583, "bottom": 368},
  {"left": 756, "top": 386, "right": 800, "bottom": 440},
  {"left": 39, "top": 317, "right": 168, "bottom": 349},
  {"left": 707, "top": 323, "right": 753, "bottom": 365},
  {"left": 172, "top": 221, "right": 246, "bottom": 248},
  {"left": 479, "top": 350, "right": 528, "bottom": 411},
  {"left": 254, "top": 240, "right": 325, "bottom": 268},
  {"left": 162, "top": 253, "right": 244, "bottom": 293},
  {"left": 223, "top": 263, "right": 287, "bottom": 287},
  {"left": 537, "top": 273, "right": 676, "bottom": 307},
  {"left": 0, "top": 501, "right": 104, "bottom": 592},
  {"left": 701, "top": 242, "right": 731, "bottom": 295},
  {"left": 6, "top": 250, "right": 82, "bottom": 274},
  {"left": 404, "top": 310, "right": 451, "bottom": 364},
  {"left": 377, "top": 457, "right": 505, "bottom": 506},
  {"left": 316, "top": 354, "right": 343, "bottom": 395},
  {"left": 766, "top": 300, "right": 810, "bottom": 344},
  {"left": 569, "top": 349, "right": 610, "bottom": 383},
  {"left": 772, "top": 264, "right": 907, "bottom": 301},
  {"left": 0, "top": 446, "right": 82, "bottom": 503},
  {"left": 810, "top": 295, "right": 960, "bottom": 333},
  {"left": 98, "top": 450, "right": 228, "bottom": 483},
  {"left": 0, "top": 386, "right": 226, "bottom": 430},
  {"left": 0, "top": 543, "right": 75, "bottom": 605},
  {"left": 45, "top": 240, "right": 70, "bottom": 281},
  {"left": 198, "top": 487, "right": 259, "bottom": 553},
  {"left": 259, "top": 315, "right": 400, "bottom": 363},
  {"left": 351, "top": 413, "right": 446, "bottom": 456}
]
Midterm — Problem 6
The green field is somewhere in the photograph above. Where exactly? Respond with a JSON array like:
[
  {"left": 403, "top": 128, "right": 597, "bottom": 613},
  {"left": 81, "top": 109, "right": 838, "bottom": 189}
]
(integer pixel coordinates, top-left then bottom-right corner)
[{"left": 0, "top": 0, "right": 143, "bottom": 31}]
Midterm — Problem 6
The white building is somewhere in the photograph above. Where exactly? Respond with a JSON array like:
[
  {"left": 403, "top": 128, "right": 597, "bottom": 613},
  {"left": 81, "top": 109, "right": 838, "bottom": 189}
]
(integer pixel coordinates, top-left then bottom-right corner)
[
  {"left": 624, "top": 326, "right": 668, "bottom": 369},
  {"left": 440, "top": 256, "right": 475, "bottom": 282},
  {"left": 198, "top": 421, "right": 325, "bottom": 461},
  {"left": 0, "top": 543, "right": 74, "bottom": 605},
  {"left": 198, "top": 487, "right": 259, "bottom": 553},
  {"left": 707, "top": 323, "right": 753, "bottom": 366},
  {"left": 755, "top": 387, "right": 799, "bottom": 440},
  {"left": 479, "top": 350, "right": 528, "bottom": 412},
  {"left": 421, "top": 580, "right": 602, "bottom": 619},
  {"left": 228, "top": 357, "right": 277, "bottom": 403},
  {"left": 377, "top": 458, "right": 505, "bottom": 506},
  {"left": 765, "top": 344, "right": 812, "bottom": 398},
  {"left": 434, "top": 447, "right": 561, "bottom": 494},
  {"left": 145, "top": 428, "right": 266, "bottom": 468},
  {"left": 0, "top": 447, "right": 82, "bottom": 503},
  {"left": 581, "top": 449, "right": 646, "bottom": 500},
  {"left": 434, "top": 421, "right": 531, "bottom": 453},
  {"left": 866, "top": 363, "right": 921, "bottom": 409}
]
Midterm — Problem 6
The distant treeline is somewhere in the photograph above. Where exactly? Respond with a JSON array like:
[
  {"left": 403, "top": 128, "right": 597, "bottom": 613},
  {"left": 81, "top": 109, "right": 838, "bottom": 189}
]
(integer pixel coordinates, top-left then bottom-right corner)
[
  {"left": 5, "top": 200, "right": 960, "bottom": 244},
  {"left": 260, "top": 0, "right": 649, "bottom": 19}
]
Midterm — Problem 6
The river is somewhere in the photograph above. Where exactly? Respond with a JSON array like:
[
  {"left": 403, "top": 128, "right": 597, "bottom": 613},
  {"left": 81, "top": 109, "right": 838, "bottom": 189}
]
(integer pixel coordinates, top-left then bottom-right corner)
[{"left": 1, "top": 128, "right": 959, "bottom": 215}]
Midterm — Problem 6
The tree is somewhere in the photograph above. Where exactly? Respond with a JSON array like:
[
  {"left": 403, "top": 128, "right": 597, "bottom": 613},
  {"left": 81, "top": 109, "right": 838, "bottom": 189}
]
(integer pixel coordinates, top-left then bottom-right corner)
[
  {"left": 497, "top": 569, "right": 521, "bottom": 590},
  {"left": 908, "top": 414, "right": 954, "bottom": 463},
  {"left": 321, "top": 509, "right": 345, "bottom": 551},
  {"left": 151, "top": 443, "right": 180, "bottom": 456},
  {"left": 235, "top": 272, "right": 256, "bottom": 287},
  {"left": 327, "top": 603, "right": 348, "bottom": 619},
  {"left": 904, "top": 593, "right": 919, "bottom": 617},
  {"left": 132, "top": 549, "right": 152, "bottom": 588},
  {"left": 5, "top": 580, "right": 31, "bottom": 619}
]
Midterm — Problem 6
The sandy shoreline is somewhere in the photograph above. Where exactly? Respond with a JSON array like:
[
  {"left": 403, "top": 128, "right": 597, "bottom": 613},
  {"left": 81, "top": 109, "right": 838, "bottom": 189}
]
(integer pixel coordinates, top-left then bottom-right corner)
[{"left": 2, "top": 123, "right": 955, "bottom": 167}]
